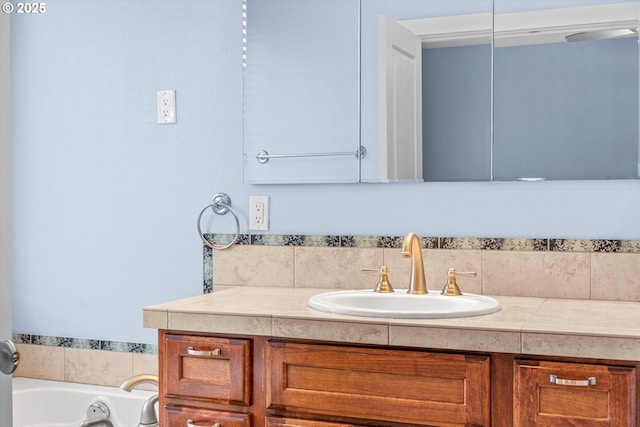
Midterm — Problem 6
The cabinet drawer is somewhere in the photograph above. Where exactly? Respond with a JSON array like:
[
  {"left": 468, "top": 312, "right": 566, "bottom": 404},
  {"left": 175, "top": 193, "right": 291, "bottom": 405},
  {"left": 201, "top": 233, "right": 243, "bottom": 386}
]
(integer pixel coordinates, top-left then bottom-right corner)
[
  {"left": 267, "top": 341, "right": 490, "bottom": 426},
  {"left": 514, "top": 359, "right": 636, "bottom": 426},
  {"left": 164, "top": 334, "right": 252, "bottom": 405},
  {"left": 266, "top": 416, "right": 360, "bottom": 427},
  {"left": 164, "top": 405, "right": 251, "bottom": 427}
]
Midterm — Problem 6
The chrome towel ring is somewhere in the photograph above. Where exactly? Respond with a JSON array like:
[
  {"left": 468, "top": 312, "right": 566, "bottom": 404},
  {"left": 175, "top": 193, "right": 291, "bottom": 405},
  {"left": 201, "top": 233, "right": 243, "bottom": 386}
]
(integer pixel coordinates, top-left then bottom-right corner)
[{"left": 197, "top": 193, "right": 240, "bottom": 250}]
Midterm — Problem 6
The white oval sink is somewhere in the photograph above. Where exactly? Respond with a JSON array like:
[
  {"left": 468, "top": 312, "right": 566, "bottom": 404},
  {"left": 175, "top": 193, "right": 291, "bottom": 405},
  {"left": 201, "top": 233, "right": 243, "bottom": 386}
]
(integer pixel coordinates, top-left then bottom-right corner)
[{"left": 308, "top": 290, "right": 500, "bottom": 319}]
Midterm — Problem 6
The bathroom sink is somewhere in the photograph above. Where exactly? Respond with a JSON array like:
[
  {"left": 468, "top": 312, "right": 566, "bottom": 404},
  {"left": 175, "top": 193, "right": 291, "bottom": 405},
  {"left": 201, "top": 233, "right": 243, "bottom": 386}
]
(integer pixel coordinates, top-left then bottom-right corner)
[{"left": 308, "top": 290, "right": 500, "bottom": 319}]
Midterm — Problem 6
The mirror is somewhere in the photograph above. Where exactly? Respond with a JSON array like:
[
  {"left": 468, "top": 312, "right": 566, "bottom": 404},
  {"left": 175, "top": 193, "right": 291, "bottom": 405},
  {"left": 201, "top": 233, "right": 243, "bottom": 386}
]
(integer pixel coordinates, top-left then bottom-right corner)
[
  {"left": 243, "top": 0, "right": 640, "bottom": 184},
  {"left": 243, "top": 0, "right": 361, "bottom": 184},
  {"left": 493, "top": 0, "right": 639, "bottom": 180}
]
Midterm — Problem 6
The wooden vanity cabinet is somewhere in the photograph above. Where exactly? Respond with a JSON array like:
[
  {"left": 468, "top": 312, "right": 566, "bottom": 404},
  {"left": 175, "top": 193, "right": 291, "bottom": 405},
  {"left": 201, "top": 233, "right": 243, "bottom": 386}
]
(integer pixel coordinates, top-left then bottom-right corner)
[
  {"left": 159, "top": 330, "right": 640, "bottom": 427},
  {"left": 160, "top": 331, "right": 490, "bottom": 427}
]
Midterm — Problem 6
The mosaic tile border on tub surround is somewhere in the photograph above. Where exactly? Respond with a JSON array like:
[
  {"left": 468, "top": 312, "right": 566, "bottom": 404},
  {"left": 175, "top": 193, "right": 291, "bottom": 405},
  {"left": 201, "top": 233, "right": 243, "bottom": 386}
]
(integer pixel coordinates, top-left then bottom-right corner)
[
  {"left": 202, "top": 233, "right": 640, "bottom": 293},
  {"left": 12, "top": 333, "right": 158, "bottom": 355}
]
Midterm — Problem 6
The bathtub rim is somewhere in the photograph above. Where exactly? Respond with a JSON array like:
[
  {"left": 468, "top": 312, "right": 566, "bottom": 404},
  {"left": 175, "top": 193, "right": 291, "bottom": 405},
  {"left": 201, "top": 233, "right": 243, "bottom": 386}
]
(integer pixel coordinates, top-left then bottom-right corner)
[{"left": 12, "top": 376, "right": 156, "bottom": 396}]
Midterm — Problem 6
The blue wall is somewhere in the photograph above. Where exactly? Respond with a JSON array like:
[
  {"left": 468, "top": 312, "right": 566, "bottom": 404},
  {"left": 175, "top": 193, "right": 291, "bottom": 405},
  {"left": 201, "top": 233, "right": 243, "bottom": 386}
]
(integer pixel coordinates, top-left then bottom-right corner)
[
  {"left": 11, "top": 0, "right": 244, "bottom": 344},
  {"left": 10, "top": 0, "right": 640, "bottom": 345}
]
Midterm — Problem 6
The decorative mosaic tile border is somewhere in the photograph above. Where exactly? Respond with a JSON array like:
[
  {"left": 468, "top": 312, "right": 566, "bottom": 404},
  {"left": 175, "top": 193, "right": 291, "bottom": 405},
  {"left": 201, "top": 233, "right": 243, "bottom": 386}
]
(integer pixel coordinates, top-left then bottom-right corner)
[
  {"left": 202, "top": 233, "right": 640, "bottom": 293},
  {"left": 203, "top": 233, "right": 640, "bottom": 252},
  {"left": 12, "top": 333, "right": 158, "bottom": 355}
]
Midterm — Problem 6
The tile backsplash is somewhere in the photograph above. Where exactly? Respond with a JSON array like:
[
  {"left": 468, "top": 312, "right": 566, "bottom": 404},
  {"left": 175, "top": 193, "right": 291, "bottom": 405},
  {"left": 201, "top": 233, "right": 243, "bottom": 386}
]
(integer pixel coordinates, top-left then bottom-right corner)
[
  {"left": 15, "top": 233, "right": 640, "bottom": 387},
  {"left": 205, "top": 234, "right": 640, "bottom": 302}
]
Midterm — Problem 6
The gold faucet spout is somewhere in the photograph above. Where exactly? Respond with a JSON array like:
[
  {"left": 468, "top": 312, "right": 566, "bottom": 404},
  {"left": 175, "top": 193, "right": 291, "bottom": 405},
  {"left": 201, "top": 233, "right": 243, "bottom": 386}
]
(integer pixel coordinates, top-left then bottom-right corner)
[
  {"left": 119, "top": 374, "right": 158, "bottom": 391},
  {"left": 402, "top": 232, "right": 427, "bottom": 294}
]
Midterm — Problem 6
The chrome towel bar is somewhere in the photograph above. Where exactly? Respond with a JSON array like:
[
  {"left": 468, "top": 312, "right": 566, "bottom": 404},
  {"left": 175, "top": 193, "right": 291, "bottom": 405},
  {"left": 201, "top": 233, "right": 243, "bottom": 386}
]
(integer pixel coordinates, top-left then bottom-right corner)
[{"left": 256, "top": 147, "right": 367, "bottom": 164}]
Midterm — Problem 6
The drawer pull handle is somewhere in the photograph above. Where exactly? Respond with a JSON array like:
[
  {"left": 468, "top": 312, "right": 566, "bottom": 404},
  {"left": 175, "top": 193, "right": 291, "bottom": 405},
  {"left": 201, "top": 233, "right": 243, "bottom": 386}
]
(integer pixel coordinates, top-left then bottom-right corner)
[
  {"left": 186, "top": 346, "right": 221, "bottom": 357},
  {"left": 186, "top": 420, "right": 221, "bottom": 427},
  {"left": 550, "top": 374, "right": 596, "bottom": 386}
]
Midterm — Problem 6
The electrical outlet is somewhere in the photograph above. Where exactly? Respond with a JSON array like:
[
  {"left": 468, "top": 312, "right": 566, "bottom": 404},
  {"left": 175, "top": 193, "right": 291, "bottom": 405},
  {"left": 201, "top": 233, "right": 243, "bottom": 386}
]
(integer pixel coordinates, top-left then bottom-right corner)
[
  {"left": 157, "top": 90, "right": 176, "bottom": 124},
  {"left": 249, "top": 195, "right": 270, "bottom": 231}
]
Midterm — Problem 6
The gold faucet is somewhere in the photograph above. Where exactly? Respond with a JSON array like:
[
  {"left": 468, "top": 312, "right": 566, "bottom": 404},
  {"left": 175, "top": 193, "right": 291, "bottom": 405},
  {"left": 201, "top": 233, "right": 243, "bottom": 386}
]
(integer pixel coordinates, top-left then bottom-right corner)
[{"left": 402, "top": 232, "right": 427, "bottom": 294}]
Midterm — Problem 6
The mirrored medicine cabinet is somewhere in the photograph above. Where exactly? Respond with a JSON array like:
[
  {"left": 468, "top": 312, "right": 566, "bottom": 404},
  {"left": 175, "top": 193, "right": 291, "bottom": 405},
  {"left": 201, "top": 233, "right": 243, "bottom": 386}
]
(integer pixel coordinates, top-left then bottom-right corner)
[{"left": 243, "top": 0, "right": 640, "bottom": 184}]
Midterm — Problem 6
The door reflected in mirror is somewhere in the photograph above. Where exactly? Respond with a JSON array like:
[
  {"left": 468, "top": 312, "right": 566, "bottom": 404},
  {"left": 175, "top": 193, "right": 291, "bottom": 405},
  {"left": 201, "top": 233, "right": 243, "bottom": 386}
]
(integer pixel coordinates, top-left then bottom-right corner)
[{"left": 360, "top": 0, "right": 493, "bottom": 182}]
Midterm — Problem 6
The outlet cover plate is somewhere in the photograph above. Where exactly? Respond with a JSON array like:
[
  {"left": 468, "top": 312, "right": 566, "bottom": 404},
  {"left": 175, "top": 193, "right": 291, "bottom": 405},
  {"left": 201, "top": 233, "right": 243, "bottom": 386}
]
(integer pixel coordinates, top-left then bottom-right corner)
[
  {"left": 249, "top": 195, "right": 270, "bottom": 231},
  {"left": 157, "top": 90, "right": 176, "bottom": 124}
]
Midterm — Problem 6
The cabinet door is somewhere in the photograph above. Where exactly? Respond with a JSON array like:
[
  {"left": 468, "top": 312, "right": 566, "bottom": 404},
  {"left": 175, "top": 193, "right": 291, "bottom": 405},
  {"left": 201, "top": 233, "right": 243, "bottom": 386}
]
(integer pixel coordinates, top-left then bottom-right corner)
[
  {"left": 164, "top": 405, "right": 251, "bottom": 427},
  {"left": 267, "top": 341, "right": 490, "bottom": 426},
  {"left": 514, "top": 359, "right": 636, "bottom": 426},
  {"left": 163, "top": 334, "right": 252, "bottom": 405}
]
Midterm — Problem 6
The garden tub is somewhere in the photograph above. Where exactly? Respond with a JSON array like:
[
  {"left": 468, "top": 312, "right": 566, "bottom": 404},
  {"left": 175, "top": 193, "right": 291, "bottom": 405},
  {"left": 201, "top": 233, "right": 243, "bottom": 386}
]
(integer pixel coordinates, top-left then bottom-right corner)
[{"left": 13, "top": 377, "right": 156, "bottom": 427}]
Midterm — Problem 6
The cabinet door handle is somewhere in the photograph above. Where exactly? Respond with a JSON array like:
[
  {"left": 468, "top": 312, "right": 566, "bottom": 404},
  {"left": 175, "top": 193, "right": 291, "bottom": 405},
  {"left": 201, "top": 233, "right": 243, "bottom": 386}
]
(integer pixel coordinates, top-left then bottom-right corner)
[
  {"left": 186, "top": 419, "right": 221, "bottom": 427},
  {"left": 186, "top": 346, "right": 221, "bottom": 357},
  {"left": 550, "top": 374, "right": 596, "bottom": 386}
]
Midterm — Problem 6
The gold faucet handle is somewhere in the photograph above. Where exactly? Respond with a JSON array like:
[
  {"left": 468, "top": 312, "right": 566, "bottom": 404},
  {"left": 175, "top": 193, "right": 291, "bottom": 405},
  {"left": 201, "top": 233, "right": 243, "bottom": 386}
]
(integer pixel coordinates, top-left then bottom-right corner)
[
  {"left": 361, "top": 266, "right": 395, "bottom": 293},
  {"left": 441, "top": 268, "right": 476, "bottom": 296},
  {"left": 452, "top": 269, "right": 476, "bottom": 278}
]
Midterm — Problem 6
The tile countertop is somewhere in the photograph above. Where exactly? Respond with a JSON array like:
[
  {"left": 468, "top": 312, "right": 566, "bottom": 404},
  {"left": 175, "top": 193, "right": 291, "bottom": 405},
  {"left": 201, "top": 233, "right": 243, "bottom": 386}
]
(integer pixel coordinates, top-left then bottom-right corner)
[{"left": 144, "top": 286, "right": 640, "bottom": 361}]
